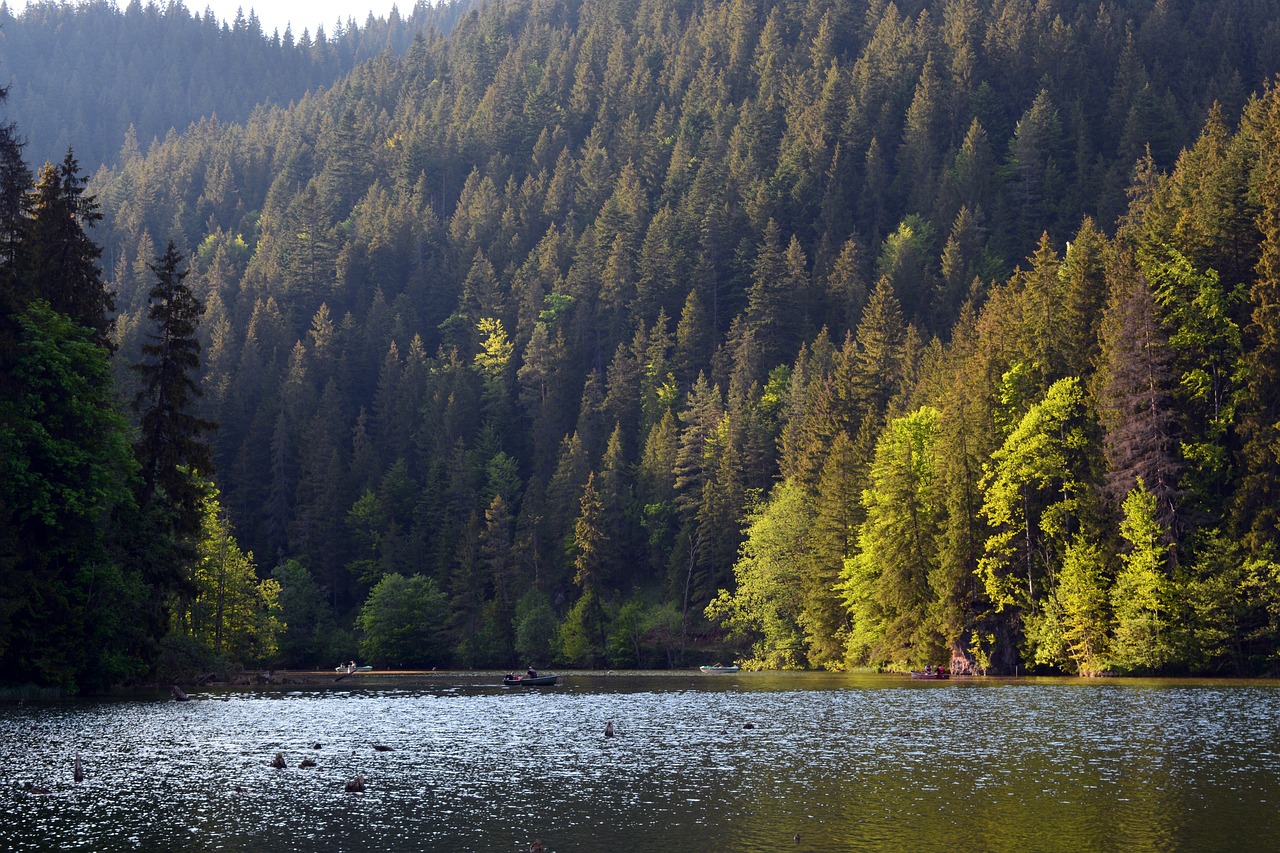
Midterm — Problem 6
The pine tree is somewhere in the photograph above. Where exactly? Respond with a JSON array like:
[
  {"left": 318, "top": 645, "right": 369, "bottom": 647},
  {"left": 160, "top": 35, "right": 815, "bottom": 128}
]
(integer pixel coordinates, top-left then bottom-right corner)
[
  {"left": 1095, "top": 253, "right": 1180, "bottom": 535},
  {"left": 1054, "top": 535, "right": 1112, "bottom": 675},
  {"left": 745, "top": 220, "right": 805, "bottom": 372},
  {"left": 21, "top": 151, "right": 112, "bottom": 347},
  {"left": 1005, "top": 90, "right": 1068, "bottom": 254},
  {"left": 851, "top": 276, "right": 908, "bottom": 423},
  {"left": 0, "top": 88, "right": 29, "bottom": 273},
  {"left": 839, "top": 406, "right": 945, "bottom": 668},
  {"left": 132, "top": 241, "right": 216, "bottom": 535},
  {"left": 1110, "top": 480, "right": 1173, "bottom": 673}
]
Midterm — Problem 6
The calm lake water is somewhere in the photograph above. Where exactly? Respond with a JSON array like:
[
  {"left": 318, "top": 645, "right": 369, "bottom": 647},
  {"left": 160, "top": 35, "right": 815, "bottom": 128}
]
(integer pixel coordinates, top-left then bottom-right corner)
[{"left": 4, "top": 672, "right": 1279, "bottom": 852}]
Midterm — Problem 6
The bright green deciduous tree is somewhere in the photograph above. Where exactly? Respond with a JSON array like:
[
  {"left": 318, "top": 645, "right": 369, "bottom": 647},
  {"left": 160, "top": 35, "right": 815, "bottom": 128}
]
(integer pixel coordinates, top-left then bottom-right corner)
[
  {"left": 179, "top": 484, "right": 281, "bottom": 667},
  {"left": 559, "top": 588, "right": 609, "bottom": 668},
  {"left": 978, "top": 376, "right": 1097, "bottom": 669},
  {"left": 357, "top": 573, "right": 449, "bottom": 668},
  {"left": 706, "top": 478, "right": 812, "bottom": 670}
]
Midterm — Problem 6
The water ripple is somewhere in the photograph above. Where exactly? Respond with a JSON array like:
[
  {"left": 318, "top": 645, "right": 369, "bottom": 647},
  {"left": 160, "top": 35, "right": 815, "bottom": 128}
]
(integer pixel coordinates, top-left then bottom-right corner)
[{"left": 4, "top": 674, "right": 1280, "bottom": 851}]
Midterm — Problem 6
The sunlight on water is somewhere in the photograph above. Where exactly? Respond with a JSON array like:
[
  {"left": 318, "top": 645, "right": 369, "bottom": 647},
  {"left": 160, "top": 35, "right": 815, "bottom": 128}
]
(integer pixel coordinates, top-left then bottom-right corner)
[{"left": 4, "top": 674, "right": 1280, "bottom": 852}]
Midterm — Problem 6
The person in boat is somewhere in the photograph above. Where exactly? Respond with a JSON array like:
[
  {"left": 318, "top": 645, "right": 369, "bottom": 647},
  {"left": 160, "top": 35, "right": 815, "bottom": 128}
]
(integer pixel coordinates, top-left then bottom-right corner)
[
  {"left": 527, "top": 667, "right": 538, "bottom": 678},
  {"left": 924, "top": 664, "right": 933, "bottom": 675}
]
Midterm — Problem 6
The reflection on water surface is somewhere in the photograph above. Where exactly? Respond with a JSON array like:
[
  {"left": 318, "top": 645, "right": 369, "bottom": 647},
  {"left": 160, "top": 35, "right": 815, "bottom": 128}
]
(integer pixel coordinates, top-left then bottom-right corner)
[{"left": 4, "top": 673, "right": 1280, "bottom": 852}]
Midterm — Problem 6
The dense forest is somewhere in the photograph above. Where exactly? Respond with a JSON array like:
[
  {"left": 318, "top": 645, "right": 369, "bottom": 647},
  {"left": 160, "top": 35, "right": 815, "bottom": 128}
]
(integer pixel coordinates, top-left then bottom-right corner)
[
  {"left": 3, "top": 0, "right": 1280, "bottom": 692},
  {"left": 0, "top": 0, "right": 467, "bottom": 171}
]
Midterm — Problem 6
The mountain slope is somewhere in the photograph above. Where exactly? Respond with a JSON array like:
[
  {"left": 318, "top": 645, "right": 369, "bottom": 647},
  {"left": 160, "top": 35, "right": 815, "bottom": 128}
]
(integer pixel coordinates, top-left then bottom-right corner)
[
  {"left": 0, "top": 0, "right": 470, "bottom": 171},
  {"left": 79, "top": 0, "right": 1280, "bottom": 673}
]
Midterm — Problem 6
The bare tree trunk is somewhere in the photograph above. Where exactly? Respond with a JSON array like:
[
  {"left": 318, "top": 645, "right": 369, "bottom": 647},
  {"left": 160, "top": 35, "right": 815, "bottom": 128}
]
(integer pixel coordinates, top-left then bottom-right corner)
[
  {"left": 214, "top": 512, "right": 229, "bottom": 654},
  {"left": 681, "top": 529, "right": 701, "bottom": 665}
]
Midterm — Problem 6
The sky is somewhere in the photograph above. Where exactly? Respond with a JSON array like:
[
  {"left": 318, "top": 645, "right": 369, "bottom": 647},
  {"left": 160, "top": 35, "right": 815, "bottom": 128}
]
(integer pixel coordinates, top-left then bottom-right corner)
[{"left": 195, "top": 1, "right": 409, "bottom": 36}]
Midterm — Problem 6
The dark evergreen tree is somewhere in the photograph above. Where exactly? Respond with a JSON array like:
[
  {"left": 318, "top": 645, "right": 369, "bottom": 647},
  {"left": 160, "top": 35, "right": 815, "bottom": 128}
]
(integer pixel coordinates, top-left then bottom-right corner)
[
  {"left": 21, "top": 152, "right": 112, "bottom": 348},
  {"left": 0, "top": 87, "right": 28, "bottom": 272},
  {"left": 132, "top": 241, "right": 216, "bottom": 535},
  {"left": 1096, "top": 253, "right": 1180, "bottom": 537}
]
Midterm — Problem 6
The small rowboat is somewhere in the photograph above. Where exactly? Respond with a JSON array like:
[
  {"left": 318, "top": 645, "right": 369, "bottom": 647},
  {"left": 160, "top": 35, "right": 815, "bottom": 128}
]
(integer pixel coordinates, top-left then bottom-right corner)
[
  {"left": 699, "top": 665, "right": 741, "bottom": 673},
  {"left": 335, "top": 664, "right": 373, "bottom": 673},
  {"left": 503, "top": 674, "right": 559, "bottom": 686},
  {"left": 909, "top": 670, "right": 950, "bottom": 679}
]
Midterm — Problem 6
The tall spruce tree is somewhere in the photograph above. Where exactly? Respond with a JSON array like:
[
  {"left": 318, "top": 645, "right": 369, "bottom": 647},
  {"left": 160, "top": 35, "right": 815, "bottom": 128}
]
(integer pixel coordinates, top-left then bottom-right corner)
[
  {"left": 0, "top": 87, "right": 28, "bottom": 274},
  {"left": 133, "top": 241, "right": 216, "bottom": 536},
  {"left": 1096, "top": 254, "right": 1180, "bottom": 537},
  {"left": 21, "top": 151, "right": 111, "bottom": 348}
]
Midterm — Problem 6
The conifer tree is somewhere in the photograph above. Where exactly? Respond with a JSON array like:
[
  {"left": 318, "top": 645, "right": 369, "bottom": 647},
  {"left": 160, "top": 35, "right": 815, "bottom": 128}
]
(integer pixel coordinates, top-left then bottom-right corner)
[
  {"left": 1110, "top": 480, "right": 1173, "bottom": 672},
  {"left": 1234, "top": 86, "right": 1280, "bottom": 555},
  {"left": 840, "top": 406, "right": 945, "bottom": 668},
  {"left": 1095, "top": 254, "right": 1180, "bottom": 534},
  {"left": 851, "top": 276, "right": 908, "bottom": 424},
  {"left": 21, "top": 151, "right": 111, "bottom": 347},
  {"left": 133, "top": 241, "right": 216, "bottom": 535},
  {"left": 1054, "top": 535, "right": 1112, "bottom": 675},
  {"left": 0, "top": 88, "right": 28, "bottom": 274}
]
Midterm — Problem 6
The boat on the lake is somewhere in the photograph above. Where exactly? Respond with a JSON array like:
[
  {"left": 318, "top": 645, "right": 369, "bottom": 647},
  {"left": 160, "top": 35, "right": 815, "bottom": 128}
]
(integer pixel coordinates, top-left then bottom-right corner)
[
  {"left": 335, "top": 663, "right": 373, "bottom": 673},
  {"left": 503, "top": 673, "right": 559, "bottom": 686},
  {"left": 699, "top": 664, "right": 741, "bottom": 673},
  {"left": 909, "top": 670, "right": 950, "bottom": 679}
]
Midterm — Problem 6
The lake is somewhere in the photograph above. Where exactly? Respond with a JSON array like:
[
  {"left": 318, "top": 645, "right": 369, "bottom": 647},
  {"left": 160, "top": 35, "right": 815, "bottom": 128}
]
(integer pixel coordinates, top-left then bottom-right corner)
[{"left": 5, "top": 672, "right": 1280, "bottom": 851}]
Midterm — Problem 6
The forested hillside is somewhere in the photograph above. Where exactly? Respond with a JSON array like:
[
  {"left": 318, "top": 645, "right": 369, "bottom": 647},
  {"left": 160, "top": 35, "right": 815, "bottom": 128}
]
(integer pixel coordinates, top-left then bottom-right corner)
[
  {"left": 5, "top": 0, "right": 1280, "bottom": 690},
  {"left": 0, "top": 0, "right": 468, "bottom": 172}
]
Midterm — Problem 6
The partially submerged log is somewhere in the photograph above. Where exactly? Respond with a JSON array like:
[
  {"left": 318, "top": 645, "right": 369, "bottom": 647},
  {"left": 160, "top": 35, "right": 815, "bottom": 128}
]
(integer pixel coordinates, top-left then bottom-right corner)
[{"left": 170, "top": 685, "right": 190, "bottom": 702}]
